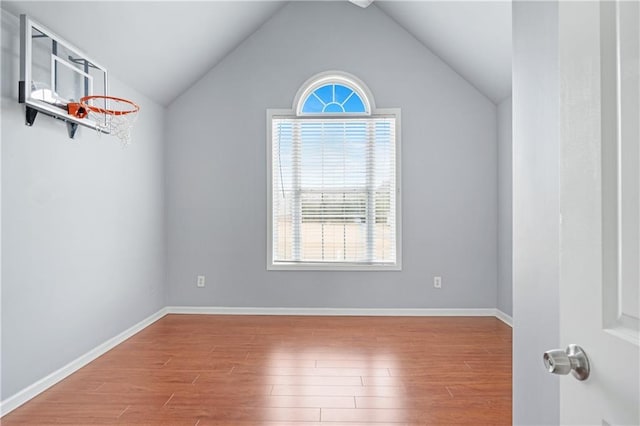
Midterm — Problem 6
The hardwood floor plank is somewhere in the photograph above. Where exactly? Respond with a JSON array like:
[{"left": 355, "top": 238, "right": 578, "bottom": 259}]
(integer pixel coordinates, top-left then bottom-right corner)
[
  {"left": 316, "top": 359, "right": 403, "bottom": 369},
  {"left": 388, "top": 368, "right": 512, "bottom": 379},
  {"left": 249, "top": 350, "right": 403, "bottom": 361},
  {"left": 35, "top": 390, "right": 171, "bottom": 407},
  {"left": 446, "top": 382, "right": 512, "bottom": 398},
  {"left": 360, "top": 376, "right": 411, "bottom": 387},
  {"left": 355, "top": 396, "right": 415, "bottom": 409},
  {"left": 321, "top": 407, "right": 424, "bottom": 423},
  {"left": 261, "top": 395, "right": 356, "bottom": 408},
  {"left": 233, "top": 365, "right": 391, "bottom": 377},
  {"left": 88, "top": 353, "right": 172, "bottom": 370},
  {"left": 186, "top": 383, "right": 275, "bottom": 397},
  {"left": 72, "top": 368, "right": 200, "bottom": 385},
  {"left": 199, "top": 374, "right": 363, "bottom": 386},
  {"left": 234, "top": 357, "right": 318, "bottom": 368},
  {"left": 271, "top": 384, "right": 407, "bottom": 397},
  {"left": 2, "top": 401, "right": 127, "bottom": 424},
  {"left": 359, "top": 380, "right": 450, "bottom": 397},
  {"left": 199, "top": 407, "right": 322, "bottom": 422}
]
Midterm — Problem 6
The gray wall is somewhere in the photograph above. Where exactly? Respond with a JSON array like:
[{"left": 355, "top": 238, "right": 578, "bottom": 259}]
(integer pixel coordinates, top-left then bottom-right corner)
[
  {"left": 512, "top": 2, "right": 560, "bottom": 424},
  {"left": 1, "top": 9, "right": 166, "bottom": 400},
  {"left": 166, "top": 1, "right": 498, "bottom": 308},
  {"left": 497, "top": 96, "right": 512, "bottom": 316}
]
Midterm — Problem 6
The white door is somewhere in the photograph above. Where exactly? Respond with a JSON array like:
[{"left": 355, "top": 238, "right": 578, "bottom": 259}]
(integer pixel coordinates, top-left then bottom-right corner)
[{"left": 555, "top": 1, "right": 639, "bottom": 424}]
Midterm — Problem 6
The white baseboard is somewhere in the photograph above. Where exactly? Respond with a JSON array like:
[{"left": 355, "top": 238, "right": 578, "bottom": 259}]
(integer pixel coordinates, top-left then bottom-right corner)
[
  {"left": 166, "top": 306, "right": 499, "bottom": 317},
  {"left": 495, "top": 309, "right": 513, "bottom": 327},
  {"left": 0, "top": 307, "right": 168, "bottom": 417}
]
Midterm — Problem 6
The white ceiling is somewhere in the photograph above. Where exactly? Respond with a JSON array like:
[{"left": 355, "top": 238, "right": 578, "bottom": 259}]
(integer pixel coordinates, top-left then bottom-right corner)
[{"left": 2, "top": 1, "right": 512, "bottom": 106}]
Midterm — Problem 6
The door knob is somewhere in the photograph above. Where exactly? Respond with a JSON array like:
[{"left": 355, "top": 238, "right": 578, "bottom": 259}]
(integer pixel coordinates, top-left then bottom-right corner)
[{"left": 543, "top": 344, "right": 590, "bottom": 381}]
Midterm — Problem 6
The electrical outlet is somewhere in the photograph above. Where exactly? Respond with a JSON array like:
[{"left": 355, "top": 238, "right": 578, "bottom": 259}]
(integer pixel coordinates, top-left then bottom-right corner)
[
  {"left": 434, "top": 276, "right": 442, "bottom": 289},
  {"left": 197, "top": 275, "right": 206, "bottom": 288}
]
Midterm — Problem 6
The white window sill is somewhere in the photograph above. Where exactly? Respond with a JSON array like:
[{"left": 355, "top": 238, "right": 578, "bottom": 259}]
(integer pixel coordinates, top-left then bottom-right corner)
[{"left": 268, "top": 262, "right": 402, "bottom": 271}]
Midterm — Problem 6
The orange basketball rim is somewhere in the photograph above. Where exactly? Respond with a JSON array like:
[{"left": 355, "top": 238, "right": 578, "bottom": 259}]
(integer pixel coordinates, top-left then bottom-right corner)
[
  {"left": 68, "top": 95, "right": 139, "bottom": 118},
  {"left": 68, "top": 95, "right": 140, "bottom": 144}
]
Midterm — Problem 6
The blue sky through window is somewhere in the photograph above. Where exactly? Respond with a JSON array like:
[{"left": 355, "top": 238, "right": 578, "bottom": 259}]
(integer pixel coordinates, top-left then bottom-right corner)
[{"left": 301, "top": 84, "right": 366, "bottom": 114}]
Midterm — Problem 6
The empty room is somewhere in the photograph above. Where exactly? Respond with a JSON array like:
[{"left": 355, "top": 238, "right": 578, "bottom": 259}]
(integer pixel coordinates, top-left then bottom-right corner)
[{"left": 1, "top": 0, "right": 638, "bottom": 424}]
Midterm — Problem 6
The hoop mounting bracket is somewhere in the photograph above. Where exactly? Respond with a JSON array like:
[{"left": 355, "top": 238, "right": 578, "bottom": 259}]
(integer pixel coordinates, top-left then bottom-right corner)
[
  {"left": 25, "top": 106, "right": 38, "bottom": 126},
  {"left": 66, "top": 122, "right": 79, "bottom": 139},
  {"left": 25, "top": 105, "right": 79, "bottom": 139}
]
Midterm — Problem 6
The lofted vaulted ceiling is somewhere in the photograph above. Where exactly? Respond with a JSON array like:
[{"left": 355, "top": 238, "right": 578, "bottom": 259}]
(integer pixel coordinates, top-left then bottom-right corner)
[
  {"left": 377, "top": 1, "right": 512, "bottom": 103},
  {"left": 1, "top": 1, "right": 512, "bottom": 106}
]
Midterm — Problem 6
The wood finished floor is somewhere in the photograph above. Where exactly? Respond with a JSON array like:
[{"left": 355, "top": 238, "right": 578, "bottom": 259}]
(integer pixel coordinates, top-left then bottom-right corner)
[{"left": 3, "top": 315, "right": 512, "bottom": 425}]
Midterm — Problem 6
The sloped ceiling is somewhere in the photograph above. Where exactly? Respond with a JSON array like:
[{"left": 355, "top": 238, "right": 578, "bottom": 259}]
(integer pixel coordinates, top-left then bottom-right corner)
[
  {"left": 1, "top": 1, "right": 287, "bottom": 105},
  {"left": 1, "top": 1, "right": 512, "bottom": 106},
  {"left": 377, "top": 1, "right": 512, "bottom": 103}
]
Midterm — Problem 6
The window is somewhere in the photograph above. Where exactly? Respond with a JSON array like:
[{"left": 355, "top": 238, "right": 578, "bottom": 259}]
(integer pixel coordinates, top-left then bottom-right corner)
[
  {"left": 300, "top": 83, "right": 367, "bottom": 114},
  {"left": 268, "top": 72, "right": 401, "bottom": 270}
]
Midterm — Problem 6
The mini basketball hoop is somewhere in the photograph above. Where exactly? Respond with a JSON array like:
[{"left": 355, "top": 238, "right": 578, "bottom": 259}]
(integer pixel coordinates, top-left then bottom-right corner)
[{"left": 68, "top": 95, "right": 139, "bottom": 144}]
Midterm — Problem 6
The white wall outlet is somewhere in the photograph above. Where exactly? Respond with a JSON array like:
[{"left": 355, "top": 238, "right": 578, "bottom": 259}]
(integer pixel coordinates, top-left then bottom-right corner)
[
  {"left": 434, "top": 276, "right": 442, "bottom": 289},
  {"left": 197, "top": 275, "right": 206, "bottom": 288}
]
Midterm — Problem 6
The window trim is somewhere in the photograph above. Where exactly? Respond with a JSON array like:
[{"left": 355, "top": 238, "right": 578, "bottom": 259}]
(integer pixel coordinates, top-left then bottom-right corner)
[{"left": 266, "top": 107, "right": 402, "bottom": 271}]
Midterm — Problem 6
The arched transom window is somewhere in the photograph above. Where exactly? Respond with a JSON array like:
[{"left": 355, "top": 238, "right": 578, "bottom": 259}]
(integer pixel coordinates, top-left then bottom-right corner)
[
  {"left": 295, "top": 73, "right": 372, "bottom": 115},
  {"left": 268, "top": 72, "right": 401, "bottom": 270},
  {"left": 300, "top": 83, "right": 367, "bottom": 114}
]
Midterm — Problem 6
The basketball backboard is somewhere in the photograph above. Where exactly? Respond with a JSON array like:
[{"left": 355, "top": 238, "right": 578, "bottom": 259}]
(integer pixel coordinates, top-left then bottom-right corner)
[{"left": 19, "top": 14, "right": 108, "bottom": 138}]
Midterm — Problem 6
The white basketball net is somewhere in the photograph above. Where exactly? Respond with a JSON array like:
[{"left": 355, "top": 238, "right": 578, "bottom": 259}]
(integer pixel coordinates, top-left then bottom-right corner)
[{"left": 83, "top": 97, "right": 139, "bottom": 145}]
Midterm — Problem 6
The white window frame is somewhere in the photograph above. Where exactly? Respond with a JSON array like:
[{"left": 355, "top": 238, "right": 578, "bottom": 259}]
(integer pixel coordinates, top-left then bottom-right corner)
[{"left": 267, "top": 72, "right": 402, "bottom": 271}]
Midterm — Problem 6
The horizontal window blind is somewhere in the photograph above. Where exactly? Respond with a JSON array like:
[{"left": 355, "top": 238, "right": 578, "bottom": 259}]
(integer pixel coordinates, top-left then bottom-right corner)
[{"left": 272, "top": 117, "right": 396, "bottom": 264}]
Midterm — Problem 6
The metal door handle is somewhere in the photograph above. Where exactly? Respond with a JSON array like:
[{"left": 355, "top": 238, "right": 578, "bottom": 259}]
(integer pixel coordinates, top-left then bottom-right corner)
[{"left": 543, "top": 344, "right": 590, "bottom": 381}]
